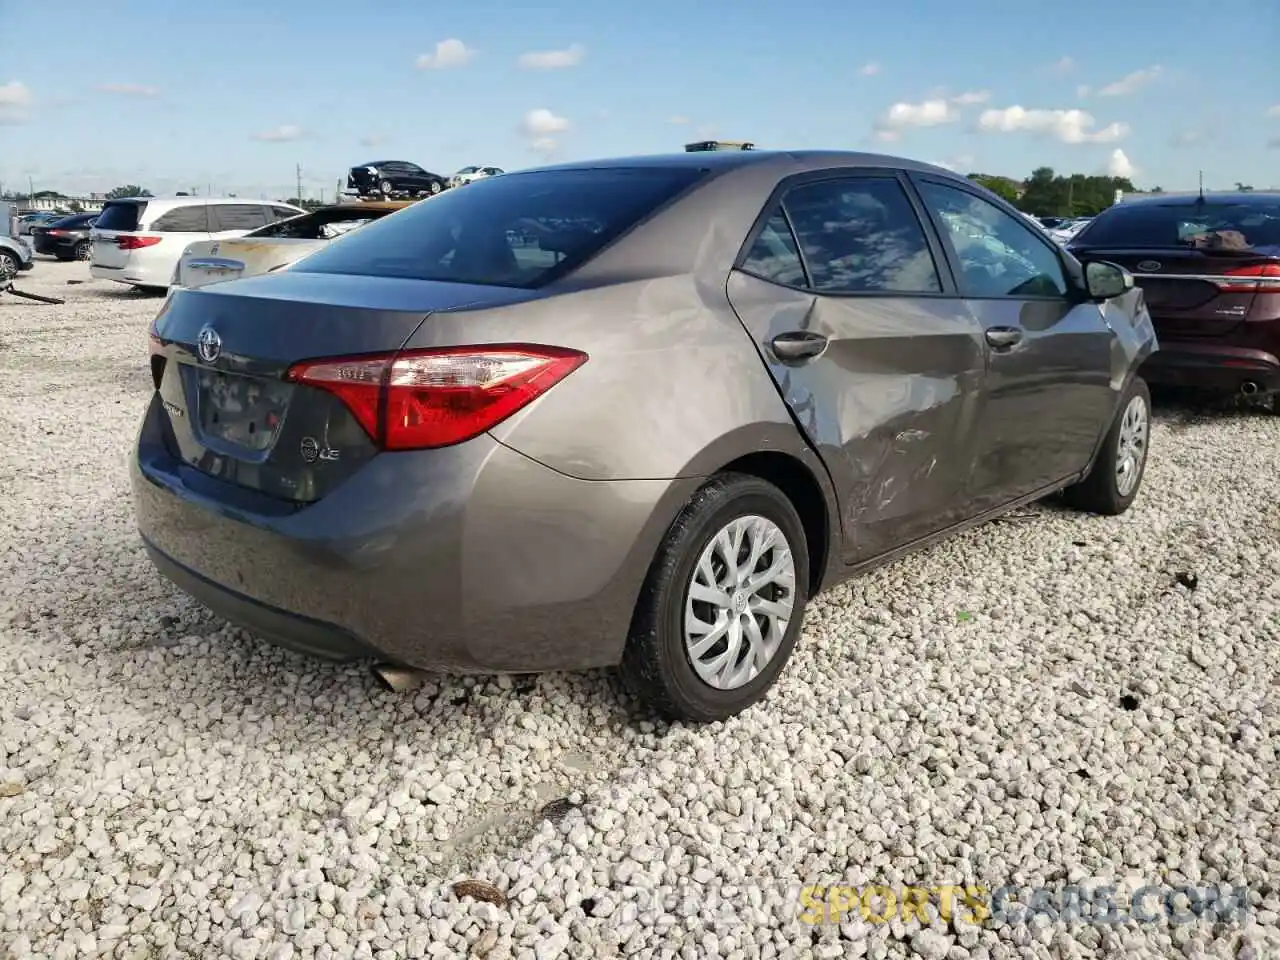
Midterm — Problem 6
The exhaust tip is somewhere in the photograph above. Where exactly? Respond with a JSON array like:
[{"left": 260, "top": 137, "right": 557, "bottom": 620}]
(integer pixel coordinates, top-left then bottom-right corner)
[
  {"left": 372, "top": 664, "right": 428, "bottom": 693},
  {"left": 1240, "top": 381, "right": 1261, "bottom": 396}
]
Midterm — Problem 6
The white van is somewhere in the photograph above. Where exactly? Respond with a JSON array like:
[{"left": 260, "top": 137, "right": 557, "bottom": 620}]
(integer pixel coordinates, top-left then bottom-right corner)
[{"left": 89, "top": 197, "right": 305, "bottom": 290}]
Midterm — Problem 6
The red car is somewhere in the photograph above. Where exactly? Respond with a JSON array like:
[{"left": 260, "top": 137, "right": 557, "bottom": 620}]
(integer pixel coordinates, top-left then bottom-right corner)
[{"left": 1069, "top": 192, "right": 1280, "bottom": 407}]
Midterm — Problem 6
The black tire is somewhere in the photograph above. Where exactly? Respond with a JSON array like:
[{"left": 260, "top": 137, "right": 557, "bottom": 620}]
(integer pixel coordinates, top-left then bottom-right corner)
[
  {"left": 379, "top": 179, "right": 394, "bottom": 196},
  {"left": 75, "top": 240, "right": 91, "bottom": 261},
  {"left": 429, "top": 180, "right": 443, "bottom": 195},
  {"left": 620, "top": 472, "right": 810, "bottom": 723},
  {"left": 0, "top": 250, "right": 18, "bottom": 283},
  {"left": 1062, "top": 376, "right": 1151, "bottom": 515}
]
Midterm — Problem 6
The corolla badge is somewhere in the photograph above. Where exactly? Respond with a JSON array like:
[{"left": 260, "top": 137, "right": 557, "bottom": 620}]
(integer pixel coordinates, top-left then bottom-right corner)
[
  {"left": 196, "top": 326, "right": 221, "bottom": 363},
  {"left": 1135, "top": 260, "right": 1162, "bottom": 272},
  {"left": 300, "top": 437, "right": 340, "bottom": 463}
]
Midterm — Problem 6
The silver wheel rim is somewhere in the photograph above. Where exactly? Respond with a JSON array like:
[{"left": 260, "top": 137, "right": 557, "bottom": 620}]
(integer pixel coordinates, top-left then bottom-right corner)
[
  {"left": 77, "top": 242, "right": 90, "bottom": 261},
  {"left": 684, "top": 514, "right": 796, "bottom": 691},
  {"left": 0, "top": 254, "right": 15, "bottom": 282},
  {"left": 1115, "top": 394, "right": 1148, "bottom": 497}
]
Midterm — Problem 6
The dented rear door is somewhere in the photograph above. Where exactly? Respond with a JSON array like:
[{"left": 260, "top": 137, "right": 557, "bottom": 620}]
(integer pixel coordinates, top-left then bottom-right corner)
[{"left": 725, "top": 171, "right": 987, "bottom": 564}]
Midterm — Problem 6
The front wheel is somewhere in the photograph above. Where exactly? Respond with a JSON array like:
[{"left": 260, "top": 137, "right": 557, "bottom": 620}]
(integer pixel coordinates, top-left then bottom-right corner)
[
  {"left": 378, "top": 179, "right": 394, "bottom": 196},
  {"left": 0, "top": 251, "right": 19, "bottom": 282},
  {"left": 1062, "top": 376, "right": 1151, "bottom": 515},
  {"left": 620, "top": 473, "right": 809, "bottom": 722},
  {"left": 429, "top": 180, "right": 443, "bottom": 195}
]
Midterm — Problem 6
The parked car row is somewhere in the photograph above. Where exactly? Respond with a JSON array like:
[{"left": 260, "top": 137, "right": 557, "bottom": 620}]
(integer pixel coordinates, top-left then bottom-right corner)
[
  {"left": 345, "top": 159, "right": 505, "bottom": 199},
  {"left": 31, "top": 211, "right": 98, "bottom": 261}
]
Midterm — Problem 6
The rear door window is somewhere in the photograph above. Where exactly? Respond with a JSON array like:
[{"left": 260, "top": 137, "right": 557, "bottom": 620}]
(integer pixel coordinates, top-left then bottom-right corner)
[
  {"left": 94, "top": 201, "right": 146, "bottom": 232},
  {"left": 292, "top": 166, "right": 707, "bottom": 289},
  {"left": 781, "top": 177, "right": 943, "bottom": 294},
  {"left": 211, "top": 204, "right": 269, "bottom": 232},
  {"left": 150, "top": 205, "right": 212, "bottom": 233}
]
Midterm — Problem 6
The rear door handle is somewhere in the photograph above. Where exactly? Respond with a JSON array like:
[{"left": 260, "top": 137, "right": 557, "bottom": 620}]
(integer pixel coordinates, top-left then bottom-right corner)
[
  {"left": 984, "top": 326, "right": 1024, "bottom": 350},
  {"left": 770, "top": 330, "right": 829, "bottom": 363}
]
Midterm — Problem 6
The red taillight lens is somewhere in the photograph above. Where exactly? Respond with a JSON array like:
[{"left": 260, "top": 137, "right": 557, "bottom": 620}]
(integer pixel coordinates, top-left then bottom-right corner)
[
  {"left": 117, "top": 235, "right": 161, "bottom": 250},
  {"left": 48, "top": 229, "right": 67, "bottom": 237},
  {"left": 287, "top": 345, "right": 587, "bottom": 451},
  {"left": 1217, "top": 263, "right": 1280, "bottom": 293}
]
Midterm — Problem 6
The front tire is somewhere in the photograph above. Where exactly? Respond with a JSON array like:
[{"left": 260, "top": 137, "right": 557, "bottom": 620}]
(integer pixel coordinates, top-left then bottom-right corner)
[
  {"left": 0, "top": 251, "right": 18, "bottom": 282},
  {"left": 429, "top": 180, "right": 443, "bottom": 195},
  {"left": 379, "top": 179, "right": 394, "bottom": 197},
  {"left": 620, "top": 473, "right": 810, "bottom": 723},
  {"left": 1062, "top": 376, "right": 1151, "bottom": 515}
]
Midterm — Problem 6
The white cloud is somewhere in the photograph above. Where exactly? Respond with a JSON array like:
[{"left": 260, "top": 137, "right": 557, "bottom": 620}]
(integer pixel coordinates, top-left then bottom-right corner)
[
  {"left": 97, "top": 82, "right": 159, "bottom": 97},
  {"left": 1097, "top": 65, "right": 1162, "bottom": 97},
  {"left": 252, "top": 124, "right": 304, "bottom": 142},
  {"left": 1051, "top": 56, "right": 1075, "bottom": 75},
  {"left": 1106, "top": 148, "right": 1136, "bottom": 178},
  {"left": 872, "top": 99, "right": 958, "bottom": 141},
  {"left": 1170, "top": 130, "right": 1202, "bottom": 148},
  {"left": 667, "top": 115, "right": 691, "bottom": 125},
  {"left": 1076, "top": 84, "right": 1092, "bottom": 98},
  {"left": 950, "top": 90, "right": 990, "bottom": 106},
  {"left": 859, "top": 62, "right": 881, "bottom": 76},
  {"left": 1267, "top": 103, "right": 1280, "bottom": 118},
  {"left": 516, "top": 44, "right": 585, "bottom": 69},
  {"left": 930, "top": 154, "right": 974, "bottom": 172},
  {"left": 359, "top": 134, "right": 387, "bottom": 148},
  {"left": 976, "top": 106, "right": 1128, "bottom": 144},
  {"left": 415, "top": 39, "right": 476, "bottom": 70},
  {"left": 519, "top": 108, "right": 570, "bottom": 155},
  {"left": 0, "top": 80, "right": 32, "bottom": 124}
]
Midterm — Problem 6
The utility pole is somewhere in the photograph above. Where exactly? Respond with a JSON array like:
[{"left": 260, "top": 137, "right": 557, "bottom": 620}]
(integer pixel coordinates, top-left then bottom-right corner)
[
  {"left": 296, "top": 163, "right": 303, "bottom": 205},
  {"left": 28, "top": 175, "right": 35, "bottom": 200}
]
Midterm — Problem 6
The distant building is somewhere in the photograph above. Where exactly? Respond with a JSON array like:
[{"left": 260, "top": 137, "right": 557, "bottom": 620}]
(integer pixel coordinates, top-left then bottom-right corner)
[
  {"left": 16, "top": 195, "right": 107, "bottom": 213},
  {"left": 684, "top": 140, "right": 755, "bottom": 152}
]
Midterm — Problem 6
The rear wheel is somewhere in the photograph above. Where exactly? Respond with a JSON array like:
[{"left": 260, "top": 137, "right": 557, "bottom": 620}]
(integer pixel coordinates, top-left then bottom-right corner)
[
  {"left": 75, "top": 240, "right": 91, "bottom": 261},
  {"left": 1062, "top": 376, "right": 1151, "bottom": 515},
  {"left": 620, "top": 473, "right": 809, "bottom": 722}
]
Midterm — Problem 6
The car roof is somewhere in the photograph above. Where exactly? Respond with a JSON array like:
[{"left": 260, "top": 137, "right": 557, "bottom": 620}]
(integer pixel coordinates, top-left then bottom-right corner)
[
  {"left": 1117, "top": 191, "right": 1280, "bottom": 208},
  {"left": 514, "top": 149, "right": 960, "bottom": 179},
  {"left": 317, "top": 201, "right": 417, "bottom": 212},
  {"left": 105, "top": 196, "right": 303, "bottom": 207}
]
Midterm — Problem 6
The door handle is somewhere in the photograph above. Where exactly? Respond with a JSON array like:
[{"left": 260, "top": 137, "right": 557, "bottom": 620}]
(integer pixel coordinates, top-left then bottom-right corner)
[
  {"left": 770, "top": 331, "right": 829, "bottom": 363},
  {"left": 984, "top": 327, "right": 1024, "bottom": 350}
]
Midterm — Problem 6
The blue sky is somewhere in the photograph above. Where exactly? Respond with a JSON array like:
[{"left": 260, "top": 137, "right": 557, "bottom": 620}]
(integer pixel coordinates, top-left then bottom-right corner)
[{"left": 3, "top": 0, "right": 1278, "bottom": 200}]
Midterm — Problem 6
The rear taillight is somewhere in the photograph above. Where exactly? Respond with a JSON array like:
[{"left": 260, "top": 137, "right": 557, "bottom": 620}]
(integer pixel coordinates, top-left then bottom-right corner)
[
  {"left": 287, "top": 345, "right": 587, "bottom": 450},
  {"left": 48, "top": 229, "right": 67, "bottom": 237},
  {"left": 117, "top": 235, "right": 161, "bottom": 250},
  {"left": 1216, "top": 264, "right": 1280, "bottom": 294}
]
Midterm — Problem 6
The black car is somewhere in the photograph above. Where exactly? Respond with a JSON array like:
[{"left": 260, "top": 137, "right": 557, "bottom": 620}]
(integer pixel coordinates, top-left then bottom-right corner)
[
  {"left": 346, "top": 160, "right": 449, "bottom": 199},
  {"left": 31, "top": 212, "right": 98, "bottom": 260}
]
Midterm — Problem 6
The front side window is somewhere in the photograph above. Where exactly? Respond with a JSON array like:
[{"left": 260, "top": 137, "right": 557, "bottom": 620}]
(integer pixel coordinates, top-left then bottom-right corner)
[
  {"left": 293, "top": 166, "right": 706, "bottom": 288},
  {"left": 917, "top": 180, "right": 1068, "bottom": 298},
  {"left": 781, "top": 178, "right": 942, "bottom": 294}
]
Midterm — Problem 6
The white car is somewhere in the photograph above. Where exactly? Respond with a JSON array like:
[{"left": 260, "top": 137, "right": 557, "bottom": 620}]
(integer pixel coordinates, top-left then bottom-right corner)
[
  {"left": 89, "top": 197, "right": 304, "bottom": 290},
  {"left": 448, "top": 165, "right": 504, "bottom": 188},
  {"left": 1046, "top": 217, "right": 1093, "bottom": 245},
  {"left": 170, "top": 200, "right": 416, "bottom": 291}
]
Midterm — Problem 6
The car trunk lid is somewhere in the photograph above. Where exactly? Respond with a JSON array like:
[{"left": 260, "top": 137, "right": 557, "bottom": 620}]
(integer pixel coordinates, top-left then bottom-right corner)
[
  {"left": 1068, "top": 246, "right": 1280, "bottom": 338},
  {"left": 91, "top": 199, "right": 150, "bottom": 269},
  {"left": 177, "top": 237, "right": 329, "bottom": 289},
  {"left": 149, "top": 272, "right": 539, "bottom": 502}
]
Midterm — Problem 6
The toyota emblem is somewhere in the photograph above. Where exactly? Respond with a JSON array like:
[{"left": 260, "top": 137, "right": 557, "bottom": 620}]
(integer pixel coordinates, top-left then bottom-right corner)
[
  {"left": 1136, "top": 260, "right": 1162, "bottom": 272},
  {"left": 197, "top": 326, "right": 222, "bottom": 363}
]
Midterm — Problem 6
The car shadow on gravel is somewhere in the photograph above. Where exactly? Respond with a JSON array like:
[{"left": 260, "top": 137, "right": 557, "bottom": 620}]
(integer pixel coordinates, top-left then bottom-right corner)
[{"left": 1150, "top": 384, "right": 1276, "bottom": 426}]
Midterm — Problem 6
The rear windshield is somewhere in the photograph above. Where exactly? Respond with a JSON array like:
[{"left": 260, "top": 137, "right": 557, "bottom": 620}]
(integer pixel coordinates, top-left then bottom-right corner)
[
  {"left": 51, "top": 213, "right": 96, "bottom": 229},
  {"left": 94, "top": 201, "right": 146, "bottom": 232},
  {"left": 248, "top": 207, "right": 390, "bottom": 241},
  {"left": 293, "top": 166, "right": 708, "bottom": 288},
  {"left": 1076, "top": 200, "right": 1280, "bottom": 254}
]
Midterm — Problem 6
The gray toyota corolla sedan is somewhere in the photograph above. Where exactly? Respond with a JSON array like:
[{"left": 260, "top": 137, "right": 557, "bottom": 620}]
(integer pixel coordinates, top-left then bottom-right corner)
[{"left": 134, "top": 150, "right": 1158, "bottom": 722}]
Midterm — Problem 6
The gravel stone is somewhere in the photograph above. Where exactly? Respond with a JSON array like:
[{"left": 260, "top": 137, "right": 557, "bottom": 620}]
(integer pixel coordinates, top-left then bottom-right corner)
[{"left": 1, "top": 261, "right": 1278, "bottom": 960}]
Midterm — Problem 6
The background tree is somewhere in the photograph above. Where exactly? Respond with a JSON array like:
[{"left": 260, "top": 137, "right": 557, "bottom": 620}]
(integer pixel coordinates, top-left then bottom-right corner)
[
  {"left": 1235, "top": 182, "right": 1254, "bottom": 192},
  {"left": 1017, "top": 167, "right": 1135, "bottom": 217},
  {"left": 105, "top": 185, "right": 154, "bottom": 199},
  {"left": 967, "top": 173, "right": 1022, "bottom": 204}
]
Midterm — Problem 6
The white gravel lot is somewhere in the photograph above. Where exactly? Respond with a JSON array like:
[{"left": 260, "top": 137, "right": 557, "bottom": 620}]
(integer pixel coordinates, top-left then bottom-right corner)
[{"left": 1, "top": 259, "right": 1278, "bottom": 960}]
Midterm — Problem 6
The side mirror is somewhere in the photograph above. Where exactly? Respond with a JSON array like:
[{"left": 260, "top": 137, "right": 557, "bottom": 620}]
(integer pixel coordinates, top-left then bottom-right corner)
[{"left": 1084, "top": 260, "right": 1134, "bottom": 301}]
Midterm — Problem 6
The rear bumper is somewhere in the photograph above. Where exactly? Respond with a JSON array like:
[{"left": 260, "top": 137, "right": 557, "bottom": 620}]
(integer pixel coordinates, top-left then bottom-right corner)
[
  {"left": 131, "top": 395, "right": 696, "bottom": 673},
  {"left": 1140, "top": 340, "right": 1280, "bottom": 394},
  {"left": 91, "top": 263, "right": 167, "bottom": 287}
]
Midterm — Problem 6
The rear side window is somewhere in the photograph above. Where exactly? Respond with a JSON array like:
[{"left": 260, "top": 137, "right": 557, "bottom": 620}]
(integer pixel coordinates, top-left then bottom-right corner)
[
  {"left": 740, "top": 210, "right": 807, "bottom": 287},
  {"left": 1075, "top": 201, "right": 1280, "bottom": 253},
  {"left": 782, "top": 178, "right": 942, "bottom": 294},
  {"left": 212, "top": 204, "right": 269, "bottom": 231},
  {"left": 150, "top": 205, "right": 211, "bottom": 233},
  {"left": 94, "top": 201, "right": 145, "bottom": 232},
  {"left": 293, "top": 166, "right": 707, "bottom": 288}
]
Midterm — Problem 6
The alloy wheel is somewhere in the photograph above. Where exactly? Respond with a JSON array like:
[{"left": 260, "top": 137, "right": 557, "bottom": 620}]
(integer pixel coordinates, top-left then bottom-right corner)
[
  {"left": 684, "top": 515, "right": 796, "bottom": 690},
  {"left": 1115, "top": 394, "right": 1149, "bottom": 497}
]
